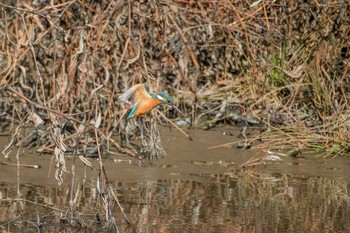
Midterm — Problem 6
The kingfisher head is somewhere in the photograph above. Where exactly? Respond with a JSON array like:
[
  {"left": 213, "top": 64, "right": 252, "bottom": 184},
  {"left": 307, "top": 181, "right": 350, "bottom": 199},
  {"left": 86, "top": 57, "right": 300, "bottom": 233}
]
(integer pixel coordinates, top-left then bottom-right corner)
[
  {"left": 150, "top": 92, "right": 173, "bottom": 105},
  {"left": 158, "top": 92, "right": 174, "bottom": 105},
  {"left": 150, "top": 91, "right": 184, "bottom": 117}
]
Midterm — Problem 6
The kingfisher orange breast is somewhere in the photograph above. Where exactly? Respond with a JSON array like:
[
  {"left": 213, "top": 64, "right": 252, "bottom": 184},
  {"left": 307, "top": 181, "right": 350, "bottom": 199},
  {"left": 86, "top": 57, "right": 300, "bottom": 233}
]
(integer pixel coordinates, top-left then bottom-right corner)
[{"left": 134, "top": 98, "right": 161, "bottom": 117}]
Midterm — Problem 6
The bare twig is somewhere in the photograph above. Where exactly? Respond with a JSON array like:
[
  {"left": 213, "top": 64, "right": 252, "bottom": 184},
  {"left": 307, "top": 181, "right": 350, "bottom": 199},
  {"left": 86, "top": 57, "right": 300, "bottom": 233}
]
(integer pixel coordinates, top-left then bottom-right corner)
[{"left": 156, "top": 109, "right": 193, "bottom": 141}]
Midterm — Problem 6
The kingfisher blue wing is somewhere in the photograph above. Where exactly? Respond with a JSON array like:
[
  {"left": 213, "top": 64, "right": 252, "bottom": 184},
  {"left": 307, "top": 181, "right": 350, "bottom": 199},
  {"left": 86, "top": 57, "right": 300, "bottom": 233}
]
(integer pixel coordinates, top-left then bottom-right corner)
[
  {"left": 126, "top": 102, "right": 139, "bottom": 120},
  {"left": 118, "top": 83, "right": 151, "bottom": 104},
  {"left": 118, "top": 83, "right": 179, "bottom": 120}
]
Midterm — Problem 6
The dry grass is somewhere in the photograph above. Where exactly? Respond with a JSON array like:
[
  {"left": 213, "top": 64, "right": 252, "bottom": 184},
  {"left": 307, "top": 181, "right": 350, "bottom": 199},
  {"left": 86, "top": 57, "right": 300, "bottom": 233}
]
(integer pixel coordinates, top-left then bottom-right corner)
[
  {"left": 0, "top": 0, "right": 349, "bottom": 157},
  {"left": 0, "top": 0, "right": 349, "bottom": 229}
]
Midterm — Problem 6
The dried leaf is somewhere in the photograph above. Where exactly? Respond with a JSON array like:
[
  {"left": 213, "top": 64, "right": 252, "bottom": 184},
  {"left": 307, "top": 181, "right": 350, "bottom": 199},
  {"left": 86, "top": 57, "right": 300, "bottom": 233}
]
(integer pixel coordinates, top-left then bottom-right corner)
[
  {"left": 30, "top": 111, "right": 44, "bottom": 126},
  {"left": 79, "top": 155, "right": 93, "bottom": 167},
  {"left": 27, "top": 24, "right": 35, "bottom": 44},
  {"left": 95, "top": 112, "right": 102, "bottom": 128},
  {"left": 55, "top": 169, "right": 64, "bottom": 185},
  {"left": 17, "top": 30, "right": 28, "bottom": 47},
  {"left": 2, "top": 124, "right": 22, "bottom": 158}
]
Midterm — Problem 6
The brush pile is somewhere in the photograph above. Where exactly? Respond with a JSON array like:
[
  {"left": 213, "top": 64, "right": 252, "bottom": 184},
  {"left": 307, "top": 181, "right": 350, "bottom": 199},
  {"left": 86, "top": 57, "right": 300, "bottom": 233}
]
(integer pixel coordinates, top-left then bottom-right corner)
[
  {"left": 0, "top": 0, "right": 350, "bottom": 159},
  {"left": 0, "top": 0, "right": 349, "bottom": 230}
]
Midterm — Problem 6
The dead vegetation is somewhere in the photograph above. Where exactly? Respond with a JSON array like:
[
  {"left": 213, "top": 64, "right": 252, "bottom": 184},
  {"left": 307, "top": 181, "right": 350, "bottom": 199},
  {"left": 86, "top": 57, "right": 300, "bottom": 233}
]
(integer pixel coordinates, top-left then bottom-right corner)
[
  {"left": 0, "top": 0, "right": 349, "bottom": 156},
  {"left": 0, "top": 0, "right": 350, "bottom": 230}
]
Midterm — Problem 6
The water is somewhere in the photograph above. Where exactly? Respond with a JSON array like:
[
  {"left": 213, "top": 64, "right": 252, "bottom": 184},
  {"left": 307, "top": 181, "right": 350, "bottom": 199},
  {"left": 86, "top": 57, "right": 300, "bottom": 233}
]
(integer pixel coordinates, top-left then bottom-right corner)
[{"left": 0, "top": 128, "right": 349, "bottom": 232}]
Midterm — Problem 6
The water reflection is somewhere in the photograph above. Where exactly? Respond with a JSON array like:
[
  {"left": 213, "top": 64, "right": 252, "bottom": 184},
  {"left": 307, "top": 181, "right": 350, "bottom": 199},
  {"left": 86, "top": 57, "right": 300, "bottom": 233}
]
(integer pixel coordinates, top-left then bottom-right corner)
[
  {"left": 1, "top": 170, "right": 349, "bottom": 233},
  {"left": 1, "top": 128, "right": 350, "bottom": 232}
]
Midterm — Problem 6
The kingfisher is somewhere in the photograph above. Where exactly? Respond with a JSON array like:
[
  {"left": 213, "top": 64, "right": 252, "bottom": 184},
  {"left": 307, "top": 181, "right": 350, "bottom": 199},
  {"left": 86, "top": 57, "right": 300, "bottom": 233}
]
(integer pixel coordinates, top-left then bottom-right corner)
[{"left": 118, "top": 83, "right": 183, "bottom": 120}]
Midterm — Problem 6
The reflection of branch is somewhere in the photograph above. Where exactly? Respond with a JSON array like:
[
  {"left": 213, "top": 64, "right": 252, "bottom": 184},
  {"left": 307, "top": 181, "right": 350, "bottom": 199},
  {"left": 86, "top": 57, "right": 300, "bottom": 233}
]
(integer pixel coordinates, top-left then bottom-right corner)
[
  {"left": 3, "top": 198, "right": 63, "bottom": 211},
  {"left": 1, "top": 161, "right": 41, "bottom": 169}
]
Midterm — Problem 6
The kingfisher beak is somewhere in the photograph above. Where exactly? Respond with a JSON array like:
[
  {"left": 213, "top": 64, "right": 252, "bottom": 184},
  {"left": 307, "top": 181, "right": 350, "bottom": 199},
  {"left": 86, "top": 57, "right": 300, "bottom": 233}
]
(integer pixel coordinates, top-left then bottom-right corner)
[
  {"left": 171, "top": 105, "right": 185, "bottom": 117},
  {"left": 163, "top": 101, "right": 185, "bottom": 117}
]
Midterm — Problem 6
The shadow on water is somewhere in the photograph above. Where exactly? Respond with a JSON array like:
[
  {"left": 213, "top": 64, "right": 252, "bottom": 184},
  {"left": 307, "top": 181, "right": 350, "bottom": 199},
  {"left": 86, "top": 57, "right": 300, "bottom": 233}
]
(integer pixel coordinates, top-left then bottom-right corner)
[{"left": 0, "top": 127, "right": 350, "bottom": 232}]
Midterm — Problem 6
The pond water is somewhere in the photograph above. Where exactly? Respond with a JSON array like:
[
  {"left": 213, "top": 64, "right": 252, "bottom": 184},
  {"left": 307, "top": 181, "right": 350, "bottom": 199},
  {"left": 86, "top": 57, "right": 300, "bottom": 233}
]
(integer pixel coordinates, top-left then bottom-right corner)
[{"left": 0, "top": 127, "right": 350, "bottom": 232}]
